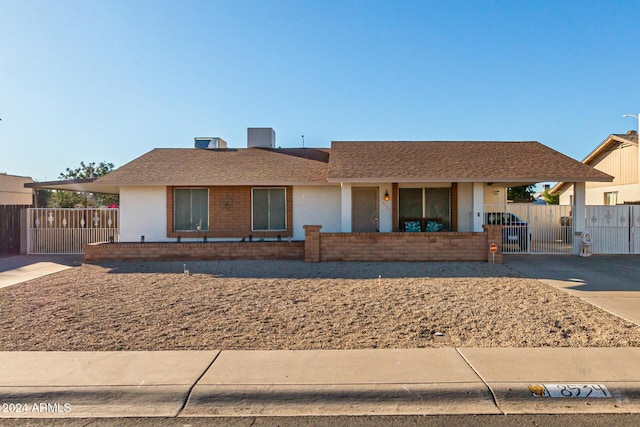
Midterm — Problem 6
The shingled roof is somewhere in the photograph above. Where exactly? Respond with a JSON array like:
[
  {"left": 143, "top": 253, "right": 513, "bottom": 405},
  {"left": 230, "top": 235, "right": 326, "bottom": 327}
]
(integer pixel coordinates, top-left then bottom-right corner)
[
  {"left": 95, "top": 147, "right": 330, "bottom": 186},
  {"left": 327, "top": 141, "right": 613, "bottom": 183},
  {"left": 38, "top": 140, "right": 609, "bottom": 194}
]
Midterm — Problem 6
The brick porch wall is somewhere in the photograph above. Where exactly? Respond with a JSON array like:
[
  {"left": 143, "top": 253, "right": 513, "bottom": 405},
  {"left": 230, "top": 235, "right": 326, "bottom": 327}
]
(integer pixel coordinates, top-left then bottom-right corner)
[
  {"left": 84, "top": 241, "right": 304, "bottom": 263},
  {"left": 304, "top": 225, "right": 503, "bottom": 263}
]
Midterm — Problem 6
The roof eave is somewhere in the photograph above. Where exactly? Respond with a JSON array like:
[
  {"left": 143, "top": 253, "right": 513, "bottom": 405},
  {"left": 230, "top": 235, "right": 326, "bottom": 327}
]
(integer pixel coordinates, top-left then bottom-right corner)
[
  {"left": 327, "top": 176, "right": 613, "bottom": 184},
  {"left": 109, "top": 180, "right": 335, "bottom": 187},
  {"left": 582, "top": 134, "right": 638, "bottom": 165}
]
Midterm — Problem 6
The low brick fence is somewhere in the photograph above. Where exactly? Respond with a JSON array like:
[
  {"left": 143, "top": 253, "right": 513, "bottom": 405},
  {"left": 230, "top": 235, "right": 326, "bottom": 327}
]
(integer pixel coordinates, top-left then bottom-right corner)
[
  {"left": 83, "top": 226, "right": 504, "bottom": 263},
  {"left": 304, "top": 225, "right": 503, "bottom": 263},
  {"left": 84, "top": 241, "right": 305, "bottom": 263}
]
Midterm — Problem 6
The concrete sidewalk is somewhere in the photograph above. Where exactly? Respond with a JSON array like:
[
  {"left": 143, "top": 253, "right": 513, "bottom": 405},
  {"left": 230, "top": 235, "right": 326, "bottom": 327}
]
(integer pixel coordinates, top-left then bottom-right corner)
[
  {"left": 0, "top": 255, "right": 82, "bottom": 289},
  {"left": 1, "top": 348, "right": 640, "bottom": 419}
]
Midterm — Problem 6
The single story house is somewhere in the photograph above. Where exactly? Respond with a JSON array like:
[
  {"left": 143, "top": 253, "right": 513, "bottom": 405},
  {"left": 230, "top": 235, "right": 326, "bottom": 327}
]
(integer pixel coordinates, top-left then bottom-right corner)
[
  {"left": 28, "top": 128, "right": 612, "bottom": 261},
  {"left": 551, "top": 131, "right": 639, "bottom": 205}
]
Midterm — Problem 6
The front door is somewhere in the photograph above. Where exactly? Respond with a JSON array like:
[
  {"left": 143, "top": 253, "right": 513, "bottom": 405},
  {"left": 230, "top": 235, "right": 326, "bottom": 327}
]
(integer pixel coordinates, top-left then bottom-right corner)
[{"left": 352, "top": 188, "right": 379, "bottom": 232}]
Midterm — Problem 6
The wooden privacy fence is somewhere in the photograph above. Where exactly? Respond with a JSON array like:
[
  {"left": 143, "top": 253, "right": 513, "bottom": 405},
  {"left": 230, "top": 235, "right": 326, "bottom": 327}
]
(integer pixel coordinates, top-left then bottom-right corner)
[
  {"left": 0, "top": 205, "right": 29, "bottom": 256},
  {"left": 27, "top": 208, "right": 119, "bottom": 254}
]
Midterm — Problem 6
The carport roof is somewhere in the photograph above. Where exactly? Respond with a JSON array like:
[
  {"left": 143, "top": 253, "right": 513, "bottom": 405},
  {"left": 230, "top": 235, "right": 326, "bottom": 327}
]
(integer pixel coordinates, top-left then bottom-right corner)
[{"left": 24, "top": 178, "right": 119, "bottom": 195}]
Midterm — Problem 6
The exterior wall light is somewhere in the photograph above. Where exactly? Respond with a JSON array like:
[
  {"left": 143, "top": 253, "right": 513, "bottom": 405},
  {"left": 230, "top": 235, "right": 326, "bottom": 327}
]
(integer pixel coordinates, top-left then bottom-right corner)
[{"left": 384, "top": 190, "right": 390, "bottom": 201}]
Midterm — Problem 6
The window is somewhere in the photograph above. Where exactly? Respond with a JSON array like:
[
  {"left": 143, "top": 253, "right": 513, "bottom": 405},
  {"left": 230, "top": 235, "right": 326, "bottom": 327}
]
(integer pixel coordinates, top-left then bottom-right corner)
[
  {"left": 399, "top": 187, "right": 451, "bottom": 229},
  {"left": 174, "top": 188, "right": 209, "bottom": 231},
  {"left": 399, "top": 188, "right": 422, "bottom": 218},
  {"left": 252, "top": 188, "right": 286, "bottom": 231},
  {"left": 604, "top": 192, "right": 618, "bottom": 206}
]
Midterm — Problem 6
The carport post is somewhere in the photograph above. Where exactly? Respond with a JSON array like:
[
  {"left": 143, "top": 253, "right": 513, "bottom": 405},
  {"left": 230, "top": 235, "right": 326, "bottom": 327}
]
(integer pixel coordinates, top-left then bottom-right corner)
[{"left": 572, "top": 182, "right": 586, "bottom": 256}]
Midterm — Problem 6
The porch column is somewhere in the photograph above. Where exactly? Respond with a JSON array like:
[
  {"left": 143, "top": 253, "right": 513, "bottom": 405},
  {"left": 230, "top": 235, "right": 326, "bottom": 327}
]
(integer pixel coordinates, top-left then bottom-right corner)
[
  {"left": 472, "top": 182, "right": 484, "bottom": 232},
  {"left": 572, "top": 182, "right": 586, "bottom": 255},
  {"left": 340, "top": 182, "right": 352, "bottom": 232}
]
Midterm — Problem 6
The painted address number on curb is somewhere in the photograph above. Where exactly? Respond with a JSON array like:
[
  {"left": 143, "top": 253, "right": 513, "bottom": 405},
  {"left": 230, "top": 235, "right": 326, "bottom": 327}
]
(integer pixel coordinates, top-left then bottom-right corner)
[
  {"left": 529, "top": 384, "right": 611, "bottom": 399},
  {"left": 529, "top": 384, "right": 610, "bottom": 398}
]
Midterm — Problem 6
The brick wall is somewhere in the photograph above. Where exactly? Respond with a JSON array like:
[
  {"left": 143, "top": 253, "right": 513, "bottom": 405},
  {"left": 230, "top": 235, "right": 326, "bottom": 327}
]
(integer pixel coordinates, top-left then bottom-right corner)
[
  {"left": 303, "top": 225, "right": 321, "bottom": 262},
  {"left": 84, "top": 241, "right": 304, "bottom": 263},
  {"left": 304, "top": 226, "right": 502, "bottom": 263},
  {"left": 166, "top": 186, "right": 293, "bottom": 240},
  {"left": 319, "top": 232, "right": 488, "bottom": 262}
]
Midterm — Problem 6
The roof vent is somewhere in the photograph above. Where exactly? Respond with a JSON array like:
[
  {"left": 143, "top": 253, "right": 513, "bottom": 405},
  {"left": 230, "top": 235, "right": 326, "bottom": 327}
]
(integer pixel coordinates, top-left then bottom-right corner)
[
  {"left": 195, "top": 137, "right": 227, "bottom": 149},
  {"left": 247, "top": 128, "right": 275, "bottom": 148},
  {"left": 627, "top": 130, "right": 638, "bottom": 136}
]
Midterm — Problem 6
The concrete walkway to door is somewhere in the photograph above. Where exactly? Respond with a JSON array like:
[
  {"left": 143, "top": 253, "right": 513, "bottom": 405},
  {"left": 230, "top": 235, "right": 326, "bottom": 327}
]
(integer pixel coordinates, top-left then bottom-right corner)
[
  {"left": 506, "top": 255, "right": 640, "bottom": 326},
  {"left": 0, "top": 255, "right": 83, "bottom": 289}
]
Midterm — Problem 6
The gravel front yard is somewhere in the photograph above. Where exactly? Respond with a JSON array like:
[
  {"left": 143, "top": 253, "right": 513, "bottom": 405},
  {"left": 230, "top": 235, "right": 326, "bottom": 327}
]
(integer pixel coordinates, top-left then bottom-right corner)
[{"left": 1, "top": 261, "right": 639, "bottom": 351}]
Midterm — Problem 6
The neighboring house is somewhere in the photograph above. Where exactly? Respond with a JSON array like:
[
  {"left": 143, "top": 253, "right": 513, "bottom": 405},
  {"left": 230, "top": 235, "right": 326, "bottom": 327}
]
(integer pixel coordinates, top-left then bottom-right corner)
[
  {"left": 49, "top": 128, "right": 608, "bottom": 243},
  {"left": 551, "top": 131, "right": 639, "bottom": 205},
  {"left": 0, "top": 174, "right": 33, "bottom": 205}
]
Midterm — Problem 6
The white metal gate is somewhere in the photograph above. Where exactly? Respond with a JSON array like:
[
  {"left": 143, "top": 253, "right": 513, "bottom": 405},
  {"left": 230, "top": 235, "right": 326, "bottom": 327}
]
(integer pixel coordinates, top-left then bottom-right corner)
[
  {"left": 27, "top": 208, "right": 120, "bottom": 255},
  {"left": 485, "top": 204, "right": 573, "bottom": 254},
  {"left": 585, "top": 205, "right": 640, "bottom": 254}
]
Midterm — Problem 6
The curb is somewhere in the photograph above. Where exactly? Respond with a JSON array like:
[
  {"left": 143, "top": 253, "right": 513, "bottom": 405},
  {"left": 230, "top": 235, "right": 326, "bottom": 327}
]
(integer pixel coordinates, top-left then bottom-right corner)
[{"left": 182, "top": 383, "right": 499, "bottom": 416}]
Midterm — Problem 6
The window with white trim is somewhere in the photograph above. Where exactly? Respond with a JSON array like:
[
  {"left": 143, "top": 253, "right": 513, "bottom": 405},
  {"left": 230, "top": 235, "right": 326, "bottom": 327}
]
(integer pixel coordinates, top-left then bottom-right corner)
[
  {"left": 252, "top": 188, "right": 286, "bottom": 231},
  {"left": 174, "top": 188, "right": 209, "bottom": 231}
]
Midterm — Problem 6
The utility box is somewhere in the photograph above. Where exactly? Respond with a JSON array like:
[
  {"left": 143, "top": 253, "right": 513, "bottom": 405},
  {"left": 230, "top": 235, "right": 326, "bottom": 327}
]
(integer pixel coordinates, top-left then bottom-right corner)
[
  {"left": 248, "top": 128, "right": 276, "bottom": 148},
  {"left": 194, "top": 137, "right": 227, "bottom": 149}
]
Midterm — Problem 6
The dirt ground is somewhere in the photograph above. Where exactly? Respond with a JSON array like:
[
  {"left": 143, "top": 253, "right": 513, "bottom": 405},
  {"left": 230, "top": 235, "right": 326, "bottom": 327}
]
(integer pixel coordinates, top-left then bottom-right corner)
[{"left": 1, "top": 260, "right": 638, "bottom": 351}]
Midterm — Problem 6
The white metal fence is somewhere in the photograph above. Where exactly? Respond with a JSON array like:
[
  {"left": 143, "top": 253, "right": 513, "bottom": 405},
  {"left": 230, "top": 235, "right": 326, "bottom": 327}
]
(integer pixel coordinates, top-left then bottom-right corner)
[
  {"left": 485, "top": 204, "right": 639, "bottom": 255},
  {"left": 27, "top": 208, "right": 119, "bottom": 255},
  {"left": 585, "top": 205, "right": 640, "bottom": 254}
]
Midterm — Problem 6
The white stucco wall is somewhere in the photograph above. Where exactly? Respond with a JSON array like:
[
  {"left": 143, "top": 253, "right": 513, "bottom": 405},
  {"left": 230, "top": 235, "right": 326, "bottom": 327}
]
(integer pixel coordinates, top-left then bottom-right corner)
[
  {"left": 292, "top": 185, "right": 341, "bottom": 240},
  {"left": 340, "top": 183, "right": 352, "bottom": 232},
  {"left": 378, "top": 184, "right": 393, "bottom": 232},
  {"left": 120, "top": 186, "right": 168, "bottom": 242},
  {"left": 483, "top": 185, "right": 507, "bottom": 207}
]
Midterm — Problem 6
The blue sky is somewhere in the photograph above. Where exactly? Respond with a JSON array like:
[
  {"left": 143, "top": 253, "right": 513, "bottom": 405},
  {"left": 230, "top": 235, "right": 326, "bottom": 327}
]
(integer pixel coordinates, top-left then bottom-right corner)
[{"left": 1, "top": 0, "right": 639, "bottom": 183}]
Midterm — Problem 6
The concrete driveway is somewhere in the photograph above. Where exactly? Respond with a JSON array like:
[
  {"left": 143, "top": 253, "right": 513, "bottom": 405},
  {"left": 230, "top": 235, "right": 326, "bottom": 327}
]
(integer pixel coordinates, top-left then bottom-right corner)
[
  {"left": 506, "top": 255, "right": 640, "bottom": 325},
  {"left": 0, "top": 255, "right": 83, "bottom": 289}
]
